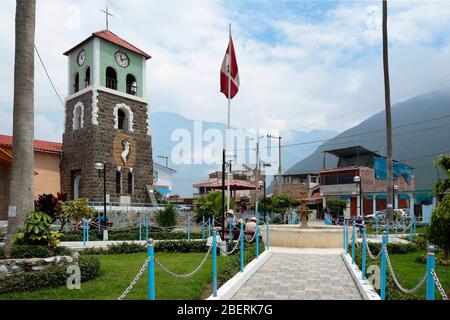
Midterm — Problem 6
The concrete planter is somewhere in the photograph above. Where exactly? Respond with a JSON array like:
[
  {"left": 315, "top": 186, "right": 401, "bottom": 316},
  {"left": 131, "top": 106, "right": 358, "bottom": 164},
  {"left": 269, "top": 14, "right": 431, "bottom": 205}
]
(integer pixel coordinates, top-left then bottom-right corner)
[
  {"left": 260, "top": 224, "right": 350, "bottom": 248},
  {"left": 0, "top": 253, "right": 79, "bottom": 278}
]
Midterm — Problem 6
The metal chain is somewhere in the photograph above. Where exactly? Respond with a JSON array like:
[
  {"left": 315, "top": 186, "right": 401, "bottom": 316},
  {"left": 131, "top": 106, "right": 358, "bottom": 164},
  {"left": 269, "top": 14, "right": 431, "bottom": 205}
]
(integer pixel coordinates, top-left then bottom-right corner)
[
  {"left": 366, "top": 242, "right": 382, "bottom": 260},
  {"left": 385, "top": 247, "right": 427, "bottom": 295},
  {"left": 220, "top": 233, "right": 242, "bottom": 255},
  {"left": 364, "top": 232, "right": 382, "bottom": 260},
  {"left": 244, "top": 231, "right": 257, "bottom": 243},
  {"left": 117, "top": 256, "right": 152, "bottom": 300},
  {"left": 431, "top": 269, "right": 449, "bottom": 300},
  {"left": 155, "top": 246, "right": 212, "bottom": 278}
]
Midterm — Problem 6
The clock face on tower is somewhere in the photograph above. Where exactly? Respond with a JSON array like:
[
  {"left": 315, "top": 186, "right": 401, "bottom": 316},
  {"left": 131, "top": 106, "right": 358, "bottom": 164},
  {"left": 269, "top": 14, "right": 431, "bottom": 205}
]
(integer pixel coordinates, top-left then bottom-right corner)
[
  {"left": 115, "top": 51, "right": 130, "bottom": 68},
  {"left": 77, "top": 49, "right": 86, "bottom": 66}
]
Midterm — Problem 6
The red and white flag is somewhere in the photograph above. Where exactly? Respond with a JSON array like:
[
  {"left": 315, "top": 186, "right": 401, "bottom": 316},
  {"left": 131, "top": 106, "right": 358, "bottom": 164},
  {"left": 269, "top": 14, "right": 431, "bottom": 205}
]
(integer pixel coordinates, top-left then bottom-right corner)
[{"left": 220, "top": 34, "right": 240, "bottom": 99}]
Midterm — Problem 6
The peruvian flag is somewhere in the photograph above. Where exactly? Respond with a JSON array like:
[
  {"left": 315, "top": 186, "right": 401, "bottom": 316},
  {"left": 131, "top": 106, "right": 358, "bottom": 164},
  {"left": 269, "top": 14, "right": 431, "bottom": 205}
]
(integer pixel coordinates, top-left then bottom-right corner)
[{"left": 220, "top": 34, "right": 240, "bottom": 99}]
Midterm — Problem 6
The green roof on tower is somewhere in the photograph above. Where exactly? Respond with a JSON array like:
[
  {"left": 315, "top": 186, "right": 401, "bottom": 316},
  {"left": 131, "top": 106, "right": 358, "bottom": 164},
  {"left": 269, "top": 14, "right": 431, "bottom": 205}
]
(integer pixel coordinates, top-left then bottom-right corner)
[{"left": 63, "top": 29, "right": 151, "bottom": 60}]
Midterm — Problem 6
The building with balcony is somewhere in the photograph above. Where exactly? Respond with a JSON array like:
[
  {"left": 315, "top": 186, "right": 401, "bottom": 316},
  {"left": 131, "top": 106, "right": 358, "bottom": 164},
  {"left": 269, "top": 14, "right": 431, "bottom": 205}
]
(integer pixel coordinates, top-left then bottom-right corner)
[
  {"left": 273, "top": 172, "right": 320, "bottom": 202},
  {"left": 320, "top": 146, "right": 416, "bottom": 217}
]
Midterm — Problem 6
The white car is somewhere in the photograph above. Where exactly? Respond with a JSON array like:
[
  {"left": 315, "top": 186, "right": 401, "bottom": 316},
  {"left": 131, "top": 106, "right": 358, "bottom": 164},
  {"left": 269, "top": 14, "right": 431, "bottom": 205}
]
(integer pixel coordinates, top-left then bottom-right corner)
[
  {"left": 394, "top": 209, "right": 412, "bottom": 220},
  {"left": 365, "top": 211, "right": 386, "bottom": 221}
]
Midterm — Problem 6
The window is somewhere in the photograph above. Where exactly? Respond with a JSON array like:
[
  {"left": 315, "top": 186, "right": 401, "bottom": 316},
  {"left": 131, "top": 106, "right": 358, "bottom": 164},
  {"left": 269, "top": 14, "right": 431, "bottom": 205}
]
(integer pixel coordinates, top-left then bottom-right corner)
[
  {"left": 128, "top": 171, "right": 134, "bottom": 194},
  {"left": 118, "top": 109, "right": 126, "bottom": 130},
  {"left": 106, "top": 67, "right": 118, "bottom": 90},
  {"left": 84, "top": 67, "right": 91, "bottom": 87},
  {"left": 74, "top": 175, "right": 82, "bottom": 200},
  {"left": 126, "top": 74, "right": 137, "bottom": 95},
  {"left": 113, "top": 103, "right": 134, "bottom": 132},
  {"left": 74, "top": 72, "right": 80, "bottom": 93},
  {"left": 116, "top": 171, "right": 122, "bottom": 194},
  {"left": 72, "top": 102, "right": 84, "bottom": 130}
]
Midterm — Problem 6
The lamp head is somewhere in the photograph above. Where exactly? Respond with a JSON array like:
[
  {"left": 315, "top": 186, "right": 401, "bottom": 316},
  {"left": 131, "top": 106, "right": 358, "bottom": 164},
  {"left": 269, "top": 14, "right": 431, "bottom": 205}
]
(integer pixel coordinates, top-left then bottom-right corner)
[
  {"left": 95, "top": 162, "right": 105, "bottom": 171},
  {"left": 353, "top": 175, "right": 361, "bottom": 183}
]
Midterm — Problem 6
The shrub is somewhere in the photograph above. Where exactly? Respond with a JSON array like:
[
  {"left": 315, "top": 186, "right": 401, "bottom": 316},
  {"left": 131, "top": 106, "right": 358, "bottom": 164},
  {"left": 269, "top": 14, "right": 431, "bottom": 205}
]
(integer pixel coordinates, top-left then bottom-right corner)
[
  {"left": 14, "top": 211, "right": 62, "bottom": 248},
  {"left": 61, "top": 228, "right": 203, "bottom": 242},
  {"left": 81, "top": 240, "right": 209, "bottom": 255},
  {"left": 11, "top": 245, "right": 52, "bottom": 259},
  {"left": 108, "top": 242, "right": 147, "bottom": 254},
  {"left": 428, "top": 154, "right": 450, "bottom": 259},
  {"left": 52, "top": 246, "right": 72, "bottom": 257},
  {"left": 61, "top": 198, "right": 96, "bottom": 225},
  {"left": 155, "top": 240, "right": 208, "bottom": 253},
  {"left": 0, "top": 255, "right": 100, "bottom": 294},
  {"left": 427, "top": 196, "right": 450, "bottom": 259},
  {"left": 154, "top": 204, "right": 178, "bottom": 228},
  {"left": 34, "top": 193, "right": 67, "bottom": 223}
]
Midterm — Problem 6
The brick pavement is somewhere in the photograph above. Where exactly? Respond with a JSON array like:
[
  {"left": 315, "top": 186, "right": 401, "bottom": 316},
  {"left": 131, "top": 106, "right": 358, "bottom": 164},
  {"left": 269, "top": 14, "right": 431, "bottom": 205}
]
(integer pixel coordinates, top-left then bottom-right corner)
[{"left": 232, "top": 248, "right": 362, "bottom": 300}]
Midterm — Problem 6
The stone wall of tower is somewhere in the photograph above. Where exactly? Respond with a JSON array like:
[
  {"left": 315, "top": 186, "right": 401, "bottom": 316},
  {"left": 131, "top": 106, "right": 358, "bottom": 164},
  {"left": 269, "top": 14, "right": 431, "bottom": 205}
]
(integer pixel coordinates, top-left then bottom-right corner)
[{"left": 61, "top": 88, "right": 153, "bottom": 204}]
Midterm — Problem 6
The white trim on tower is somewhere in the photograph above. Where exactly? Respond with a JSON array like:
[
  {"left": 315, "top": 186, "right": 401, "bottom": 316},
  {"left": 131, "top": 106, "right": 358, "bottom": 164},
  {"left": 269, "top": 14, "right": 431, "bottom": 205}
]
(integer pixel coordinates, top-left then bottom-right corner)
[{"left": 93, "top": 38, "right": 100, "bottom": 87}]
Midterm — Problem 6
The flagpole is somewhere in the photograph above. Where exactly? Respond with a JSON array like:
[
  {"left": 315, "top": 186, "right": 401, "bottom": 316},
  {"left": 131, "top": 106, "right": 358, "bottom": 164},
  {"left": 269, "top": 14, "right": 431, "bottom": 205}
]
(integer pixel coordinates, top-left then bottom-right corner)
[{"left": 227, "top": 23, "right": 231, "bottom": 213}]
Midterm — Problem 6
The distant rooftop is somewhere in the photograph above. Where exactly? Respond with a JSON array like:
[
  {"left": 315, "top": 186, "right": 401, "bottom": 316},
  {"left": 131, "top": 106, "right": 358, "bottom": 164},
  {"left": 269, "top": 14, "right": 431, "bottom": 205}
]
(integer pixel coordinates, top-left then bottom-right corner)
[{"left": 324, "top": 146, "right": 377, "bottom": 158}]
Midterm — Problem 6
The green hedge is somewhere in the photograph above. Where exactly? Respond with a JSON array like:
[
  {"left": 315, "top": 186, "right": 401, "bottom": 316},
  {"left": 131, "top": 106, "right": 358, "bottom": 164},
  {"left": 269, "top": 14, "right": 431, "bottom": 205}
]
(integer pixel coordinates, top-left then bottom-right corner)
[
  {"left": 0, "top": 255, "right": 100, "bottom": 294},
  {"left": 60, "top": 228, "right": 202, "bottom": 242},
  {"left": 348, "top": 238, "right": 423, "bottom": 256},
  {"left": 9, "top": 245, "right": 72, "bottom": 259},
  {"left": 81, "top": 240, "right": 210, "bottom": 255}
]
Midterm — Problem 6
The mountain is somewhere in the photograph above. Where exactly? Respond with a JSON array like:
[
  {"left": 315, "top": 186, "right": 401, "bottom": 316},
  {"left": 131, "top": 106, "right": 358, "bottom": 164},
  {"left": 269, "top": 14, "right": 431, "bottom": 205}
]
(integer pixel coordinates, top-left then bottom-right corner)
[
  {"left": 151, "top": 111, "right": 337, "bottom": 197},
  {"left": 284, "top": 89, "right": 450, "bottom": 191}
]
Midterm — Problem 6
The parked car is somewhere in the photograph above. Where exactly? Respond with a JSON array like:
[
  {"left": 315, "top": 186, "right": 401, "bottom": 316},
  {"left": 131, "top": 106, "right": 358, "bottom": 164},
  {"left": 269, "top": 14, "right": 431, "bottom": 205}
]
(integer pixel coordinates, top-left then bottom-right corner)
[
  {"left": 365, "top": 211, "right": 386, "bottom": 221},
  {"left": 394, "top": 209, "right": 413, "bottom": 220}
]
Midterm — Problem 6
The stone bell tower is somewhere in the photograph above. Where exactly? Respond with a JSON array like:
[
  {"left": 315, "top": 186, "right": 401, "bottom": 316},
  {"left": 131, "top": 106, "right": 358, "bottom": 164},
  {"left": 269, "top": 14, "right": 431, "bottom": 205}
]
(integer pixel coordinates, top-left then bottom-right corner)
[{"left": 60, "top": 29, "right": 153, "bottom": 204}]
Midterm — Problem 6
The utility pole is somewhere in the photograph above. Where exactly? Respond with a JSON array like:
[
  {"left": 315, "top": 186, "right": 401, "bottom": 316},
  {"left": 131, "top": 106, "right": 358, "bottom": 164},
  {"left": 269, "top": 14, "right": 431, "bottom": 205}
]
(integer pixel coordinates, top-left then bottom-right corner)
[
  {"left": 382, "top": 0, "right": 394, "bottom": 221},
  {"left": 267, "top": 135, "right": 282, "bottom": 195}
]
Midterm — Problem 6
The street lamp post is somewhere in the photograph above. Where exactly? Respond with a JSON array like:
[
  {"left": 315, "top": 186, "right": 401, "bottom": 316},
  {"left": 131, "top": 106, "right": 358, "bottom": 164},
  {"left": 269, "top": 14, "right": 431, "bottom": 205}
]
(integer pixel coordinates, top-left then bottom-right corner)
[
  {"left": 95, "top": 162, "right": 107, "bottom": 228},
  {"left": 353, "top": 175, "right": 362, "bottom": 217}
]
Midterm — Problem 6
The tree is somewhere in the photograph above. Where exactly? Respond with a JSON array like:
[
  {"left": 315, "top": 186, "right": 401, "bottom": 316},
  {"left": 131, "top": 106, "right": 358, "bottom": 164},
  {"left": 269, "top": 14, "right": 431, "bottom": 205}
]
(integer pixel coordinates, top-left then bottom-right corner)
[
  {"left": 256, "top": 195, "right": 299, "bottom": 214},
  {"left": 382, "top": 0, "right": 394, "bottom": 221},
  {"left": 194, "top": 191, "right": 234, "bottom": 223},
  {"left": 5, "top": 0, "right": 37, "bottom": 253},
  {"left": 428, "top": 154, "right": 450, "bottom": 259},
  {"left": 326, "top": 199, "right": 347, "bottom": 217}
]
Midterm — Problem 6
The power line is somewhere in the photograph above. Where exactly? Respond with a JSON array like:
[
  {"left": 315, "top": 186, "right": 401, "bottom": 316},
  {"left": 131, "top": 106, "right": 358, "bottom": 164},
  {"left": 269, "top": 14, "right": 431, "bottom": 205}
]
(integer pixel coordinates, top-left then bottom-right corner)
[
  {"left": 296, "top": 73, "right": 450, "bottom": 131},
  {"left": 236, "top": 113, "right": 450, "bottom": 152},
  {"left": 289, "top": 123, "right": 450, "bottom": 153},
  {"left": 34, "top": 45, "right": 65, "bottom": 107}
]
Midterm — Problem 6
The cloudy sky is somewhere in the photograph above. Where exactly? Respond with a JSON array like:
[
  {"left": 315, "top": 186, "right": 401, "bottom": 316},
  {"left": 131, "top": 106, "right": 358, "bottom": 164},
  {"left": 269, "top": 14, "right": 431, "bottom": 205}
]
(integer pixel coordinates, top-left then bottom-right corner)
[{"left": 1, "top": 0, "right": 450, "bottom": 143}]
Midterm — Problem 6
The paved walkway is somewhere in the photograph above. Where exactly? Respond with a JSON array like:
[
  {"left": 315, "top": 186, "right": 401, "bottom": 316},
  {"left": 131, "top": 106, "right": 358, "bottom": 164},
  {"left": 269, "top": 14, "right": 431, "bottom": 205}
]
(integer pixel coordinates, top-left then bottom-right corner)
[{"left": 232, "top": 247, "right": 362, "bottom": 300}]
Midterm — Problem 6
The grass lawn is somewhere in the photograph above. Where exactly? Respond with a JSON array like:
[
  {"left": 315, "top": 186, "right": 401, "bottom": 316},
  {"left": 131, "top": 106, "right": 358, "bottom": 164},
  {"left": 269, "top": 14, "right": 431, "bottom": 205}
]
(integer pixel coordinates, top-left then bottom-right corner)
[
  {"left": 0, "top": 252, "right": 228, "bottom": 300},
  {"left": 361, "top": 249, "right": 449, "bottom": 299}
]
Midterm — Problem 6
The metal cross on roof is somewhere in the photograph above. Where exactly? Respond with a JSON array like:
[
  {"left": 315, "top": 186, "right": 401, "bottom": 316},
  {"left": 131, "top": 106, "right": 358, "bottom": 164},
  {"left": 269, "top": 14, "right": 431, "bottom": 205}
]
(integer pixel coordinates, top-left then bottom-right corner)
[{"left": 100, "top": 5, "right": 114, "bottom": 30}]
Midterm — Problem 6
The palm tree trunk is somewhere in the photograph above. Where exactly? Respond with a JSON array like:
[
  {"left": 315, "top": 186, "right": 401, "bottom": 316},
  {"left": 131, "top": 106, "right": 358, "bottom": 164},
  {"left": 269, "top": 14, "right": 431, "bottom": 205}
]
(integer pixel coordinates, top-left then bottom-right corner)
[
  {"left": 382, "top": 0, "right": 394, "bottom": 221},
  {"left": 5, "top": 0, "right": 36, "bottom": 246}
]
